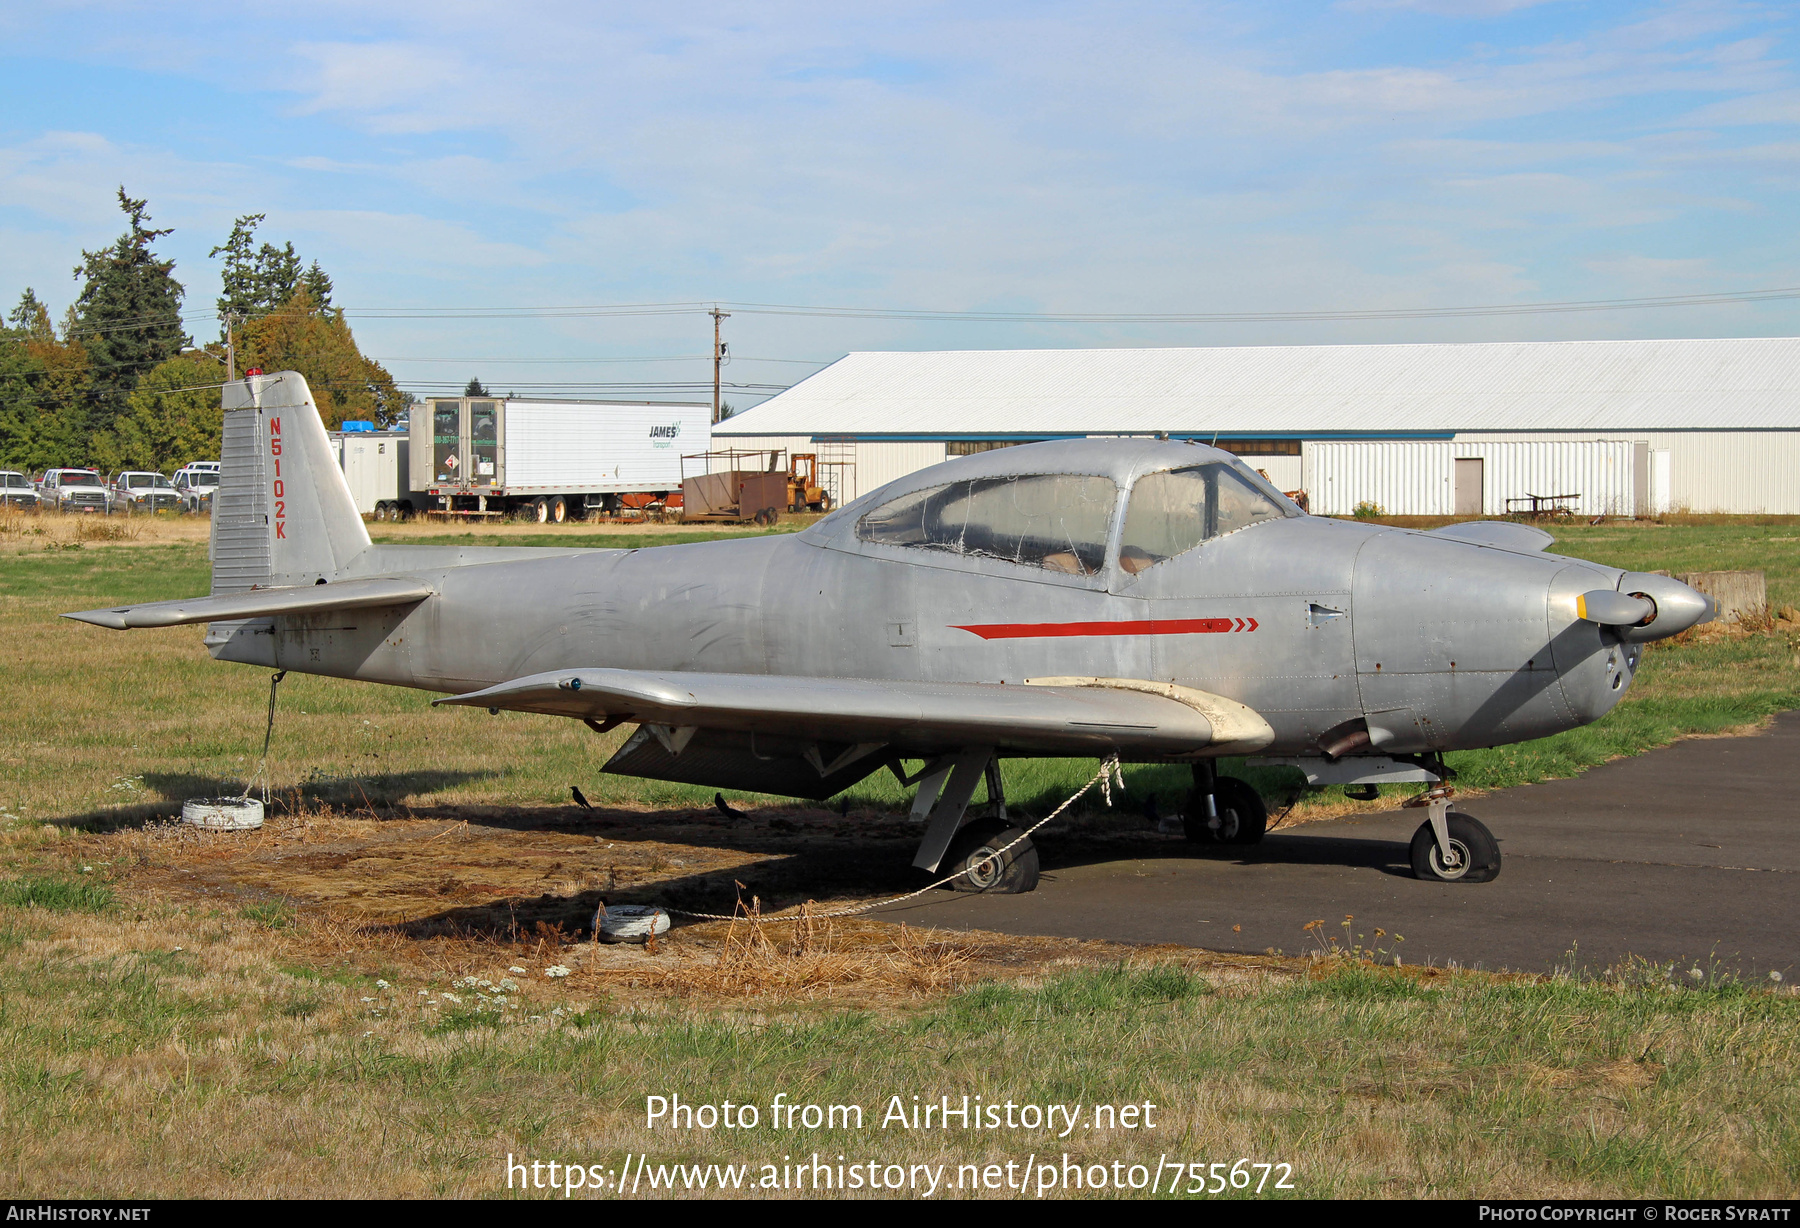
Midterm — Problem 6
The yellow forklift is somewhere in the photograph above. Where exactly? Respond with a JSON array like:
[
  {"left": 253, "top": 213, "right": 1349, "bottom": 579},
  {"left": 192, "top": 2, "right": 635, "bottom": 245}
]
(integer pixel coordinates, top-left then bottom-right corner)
[{"left": 785, "top": 453, "right": 834, "bottom": 513}]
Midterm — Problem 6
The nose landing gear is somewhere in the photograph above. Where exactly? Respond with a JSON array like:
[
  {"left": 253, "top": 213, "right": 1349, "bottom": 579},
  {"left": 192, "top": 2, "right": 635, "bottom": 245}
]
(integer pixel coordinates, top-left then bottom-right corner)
[{"left": 1406, "top": 793, "right": 1501, "bottom": 883}]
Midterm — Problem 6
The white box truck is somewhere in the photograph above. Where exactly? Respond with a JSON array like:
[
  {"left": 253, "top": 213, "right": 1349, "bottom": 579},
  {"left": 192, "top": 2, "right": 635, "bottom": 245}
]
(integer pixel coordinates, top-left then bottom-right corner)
[
  {"left": 407, "top": 396, "right": 712, "bottom": 522},
  {"left": 329, "top": 427, "right": 412, "bottom": 520}
]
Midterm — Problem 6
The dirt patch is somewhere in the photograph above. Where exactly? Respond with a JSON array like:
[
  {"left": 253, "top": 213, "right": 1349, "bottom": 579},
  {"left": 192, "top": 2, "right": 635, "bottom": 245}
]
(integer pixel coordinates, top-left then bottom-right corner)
[{"left": 90, "top": 799, "right": 1300, "bottom": 1006}]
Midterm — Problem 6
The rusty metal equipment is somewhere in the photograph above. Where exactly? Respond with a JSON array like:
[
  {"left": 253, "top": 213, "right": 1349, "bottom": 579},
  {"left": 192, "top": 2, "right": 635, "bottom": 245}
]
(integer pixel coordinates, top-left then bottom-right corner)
[{"left": 680, "top": 449, "right": 788, "bottom": 525}]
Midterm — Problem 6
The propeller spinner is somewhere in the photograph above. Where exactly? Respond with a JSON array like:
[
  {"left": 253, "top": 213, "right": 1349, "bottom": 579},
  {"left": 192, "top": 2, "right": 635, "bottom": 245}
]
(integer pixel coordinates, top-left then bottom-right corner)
[{"left": 1577, "top": 572, "right": 1717, "bottom": 642}]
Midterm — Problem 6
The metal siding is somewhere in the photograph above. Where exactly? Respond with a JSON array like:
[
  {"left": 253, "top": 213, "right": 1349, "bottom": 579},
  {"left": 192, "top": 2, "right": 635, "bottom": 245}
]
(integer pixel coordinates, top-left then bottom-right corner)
[
  {"left": 1242, "top": 454, "right": 1303, "bottom": 492},
  {"left": 720, "top": 338, "right": 1800, "bottom": 438},
  {"left": 854, "top": 441, "right": 947, "bottom": 496},
  {"left": 1450, "top": 430, "right": 1800, "bottom": 514},
  {"left": 1306, "top": 440, "right": 1638, "bottom": 517}
]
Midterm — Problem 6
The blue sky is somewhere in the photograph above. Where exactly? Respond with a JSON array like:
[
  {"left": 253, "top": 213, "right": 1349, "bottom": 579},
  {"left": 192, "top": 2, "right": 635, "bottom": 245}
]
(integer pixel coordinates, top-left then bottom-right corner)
[{"left": 2, "top": 0, "right": 1798, "bottom": 404}]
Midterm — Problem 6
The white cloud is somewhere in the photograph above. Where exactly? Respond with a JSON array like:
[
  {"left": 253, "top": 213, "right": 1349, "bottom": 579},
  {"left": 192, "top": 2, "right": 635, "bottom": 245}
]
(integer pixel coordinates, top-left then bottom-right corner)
[{"left": 1, "top": 0, "right": 1798, "bottom": 358}]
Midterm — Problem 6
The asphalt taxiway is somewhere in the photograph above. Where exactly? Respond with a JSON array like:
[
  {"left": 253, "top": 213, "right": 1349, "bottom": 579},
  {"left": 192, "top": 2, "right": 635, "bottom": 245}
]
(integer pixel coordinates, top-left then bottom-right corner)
[{"left": 887, "top": 712, "right": 1800, "bottom": 976}]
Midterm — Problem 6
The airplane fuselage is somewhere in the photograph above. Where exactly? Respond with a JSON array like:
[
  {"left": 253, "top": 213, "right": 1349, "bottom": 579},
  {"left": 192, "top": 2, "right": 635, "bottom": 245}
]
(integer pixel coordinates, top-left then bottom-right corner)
[{"left": 210, "top": 507, "right": 1640, "bottom": 758}]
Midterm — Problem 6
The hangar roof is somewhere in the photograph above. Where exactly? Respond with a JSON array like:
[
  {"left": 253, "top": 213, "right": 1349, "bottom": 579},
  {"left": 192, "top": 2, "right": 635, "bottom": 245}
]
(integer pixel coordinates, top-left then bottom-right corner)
[{"left": 717, "top": 337, "right": 1800, "bottom": 438}]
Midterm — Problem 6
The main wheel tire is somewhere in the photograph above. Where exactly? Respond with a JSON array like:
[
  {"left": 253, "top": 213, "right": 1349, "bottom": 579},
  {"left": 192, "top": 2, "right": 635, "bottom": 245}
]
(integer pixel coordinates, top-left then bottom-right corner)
[
  {"left": 1213, "top": 776, "right": 1267, "bottom": 845},
  {"left": 941, "top": 819, "right": 1040, "bottom": 894},
  {"left": 1182, "top": 775, "right": 1267, "bottom": 845},
  {"left": 1409, "top": 812, "right": 1501, "bottom": 883},
  {"left": 550, "top": 496, "right": 567, "bottom": 523}
]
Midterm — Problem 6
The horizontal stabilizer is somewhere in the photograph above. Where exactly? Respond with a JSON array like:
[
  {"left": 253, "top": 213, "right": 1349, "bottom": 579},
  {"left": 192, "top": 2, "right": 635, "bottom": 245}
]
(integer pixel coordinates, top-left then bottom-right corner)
[
  {"left": 437, "top": 668, "right": 1273, "bottom": 758},
  {"left": 63, "top": 576, "right": 435, "bottom": 630}
]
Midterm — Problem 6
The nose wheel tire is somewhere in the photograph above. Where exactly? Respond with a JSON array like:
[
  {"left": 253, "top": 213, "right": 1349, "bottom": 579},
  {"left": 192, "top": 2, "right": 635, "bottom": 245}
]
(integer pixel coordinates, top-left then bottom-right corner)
[
  {"left": 1409, "top": 811, "right": 1501, "bottom": 883},
  {"left": 940, "top": 819, "right": 1040, "bottom": 894},
  {"left": 1183, "top": 775, "right": 1268, "bottom": 845}
]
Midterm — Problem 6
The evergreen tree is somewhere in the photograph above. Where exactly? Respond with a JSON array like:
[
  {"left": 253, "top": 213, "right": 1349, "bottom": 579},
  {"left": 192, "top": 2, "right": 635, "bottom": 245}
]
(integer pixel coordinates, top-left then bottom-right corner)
[
  {"left": 464, "top": 377, "right": 490, "bottom": 396},
  {"left": 8, "top": 289, "right": 55, "bottom": 341},
  {"left": 71, "top": 189, "right": 186, "bottom": 436},
  {"left": 212, "top": 214, "right": 327, "bottom": 323}
]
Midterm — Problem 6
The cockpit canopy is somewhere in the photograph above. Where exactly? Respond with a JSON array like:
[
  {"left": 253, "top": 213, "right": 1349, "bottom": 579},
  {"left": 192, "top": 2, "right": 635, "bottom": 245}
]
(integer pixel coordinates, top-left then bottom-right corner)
[{"left": 829, "top": 441, "right": 1301, "bottom": 579}]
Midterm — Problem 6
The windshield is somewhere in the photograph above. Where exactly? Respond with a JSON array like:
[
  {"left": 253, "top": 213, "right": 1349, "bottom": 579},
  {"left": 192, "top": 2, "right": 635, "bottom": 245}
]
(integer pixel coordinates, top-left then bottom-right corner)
[
  {"left": 63, "top": 472, "right": 103, "bottom": 487},
  {"left": 182, "top": 472, "right": 218, "bottom": 488},
  {"left": 1117, "top": 462, "right": 1297, "bottom": 574},
  {"left": 3, "top": 474, "right": 25, "bottom": 489},
  {"left": 857, "top": 473, "right": 1119, "bottom": 575}
]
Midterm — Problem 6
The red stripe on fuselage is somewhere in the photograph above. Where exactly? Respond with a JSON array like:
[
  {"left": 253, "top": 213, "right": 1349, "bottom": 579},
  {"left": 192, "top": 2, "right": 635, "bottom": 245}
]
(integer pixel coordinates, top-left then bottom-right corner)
[{"left": 952, "top": 617, "right": 1254, "bottom": 640}]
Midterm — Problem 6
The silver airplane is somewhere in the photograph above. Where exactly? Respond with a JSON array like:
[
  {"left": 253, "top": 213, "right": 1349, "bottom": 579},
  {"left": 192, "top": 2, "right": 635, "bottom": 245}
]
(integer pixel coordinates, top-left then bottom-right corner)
[{"left": 67, "top": 373, "right": 1714, "bottom": 894}]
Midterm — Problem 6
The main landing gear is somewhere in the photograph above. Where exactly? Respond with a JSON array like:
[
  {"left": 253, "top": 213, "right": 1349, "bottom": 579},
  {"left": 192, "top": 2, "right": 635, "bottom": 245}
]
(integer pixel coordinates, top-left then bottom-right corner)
[
  {"left": 1184, "top": 761, "right": 1267, "bottom": 845},
  {"left": 908, "top": 749, "right": 1040, "bottom": 894}
]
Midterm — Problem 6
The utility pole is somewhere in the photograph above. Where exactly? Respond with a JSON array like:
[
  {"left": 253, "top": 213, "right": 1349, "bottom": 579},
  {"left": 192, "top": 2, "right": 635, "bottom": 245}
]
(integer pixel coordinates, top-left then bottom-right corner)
[
  {"left": 710, "top": 307, "right": 730, "bottom": 424},
  {"left": 224, "top": 310, "right": 238, "bottom": 381}
]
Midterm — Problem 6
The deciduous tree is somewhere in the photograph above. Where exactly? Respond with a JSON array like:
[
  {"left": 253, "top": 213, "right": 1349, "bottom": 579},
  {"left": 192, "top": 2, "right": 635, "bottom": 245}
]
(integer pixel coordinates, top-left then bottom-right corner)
[
  {"left": 238, "top": 285, "right": 410, "bottom": 428},
  {"left": 91, "top": 350, "right": 228, "bottom": 473}
]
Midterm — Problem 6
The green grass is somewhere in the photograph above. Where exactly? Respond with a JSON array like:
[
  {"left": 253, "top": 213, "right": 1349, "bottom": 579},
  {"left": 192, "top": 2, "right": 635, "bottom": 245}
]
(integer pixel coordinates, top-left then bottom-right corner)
[
  {"left": 0, "top": 926, "right": 1789, "bottom": 1197},
  {"left": 242, "top": 901, "right": 297, "bottom": 929},
  {"left": 0, "top": 874, "right": 115, "bottom": 913}
]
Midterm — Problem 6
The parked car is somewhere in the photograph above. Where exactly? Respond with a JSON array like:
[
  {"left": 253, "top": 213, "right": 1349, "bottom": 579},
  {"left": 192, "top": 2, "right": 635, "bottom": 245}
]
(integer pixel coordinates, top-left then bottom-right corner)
[
  {"left": 108, "top": 470, "right": 181, "bottom": 513},
  {"left": 37, "top": 468, "right": 112, "bottom": 513},
  {"left": 0, "top": 470, "right": 40, "bottom": 509},
  {"left": 171, "top": 465, "right": 220, "bottom": 513}
]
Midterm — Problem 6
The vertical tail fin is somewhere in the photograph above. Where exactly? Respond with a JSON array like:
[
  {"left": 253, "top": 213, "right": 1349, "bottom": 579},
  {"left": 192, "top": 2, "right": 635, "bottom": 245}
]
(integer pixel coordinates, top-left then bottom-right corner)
[{"left": 211, "top": 371, "right": 370, "bottom": 595}]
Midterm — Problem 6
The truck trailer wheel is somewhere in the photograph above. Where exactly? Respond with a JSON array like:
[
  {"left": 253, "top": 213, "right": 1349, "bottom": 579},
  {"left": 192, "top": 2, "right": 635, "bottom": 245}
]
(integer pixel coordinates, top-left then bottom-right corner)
[
  {"left": 531, "top": 497, "right": 550, "bottom": 523},
  {"left": 549, "top": 496, "right": 568, "bottom": 523}
]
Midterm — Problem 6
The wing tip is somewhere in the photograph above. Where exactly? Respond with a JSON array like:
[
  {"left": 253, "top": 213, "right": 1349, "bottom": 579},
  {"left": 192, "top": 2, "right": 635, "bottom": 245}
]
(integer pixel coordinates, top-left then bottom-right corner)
[{"left": 62, "top": 609, "right": 131, "bottom": 630}]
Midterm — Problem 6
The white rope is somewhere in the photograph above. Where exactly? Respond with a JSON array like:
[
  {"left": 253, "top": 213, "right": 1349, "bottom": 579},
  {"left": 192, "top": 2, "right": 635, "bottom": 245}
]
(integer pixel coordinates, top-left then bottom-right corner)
[
  {"left": 661, "top": 753, "right": 1123, "bottom": 923},
  {"left": 239, "top": 670, "right": 287, "bottom": 805}
]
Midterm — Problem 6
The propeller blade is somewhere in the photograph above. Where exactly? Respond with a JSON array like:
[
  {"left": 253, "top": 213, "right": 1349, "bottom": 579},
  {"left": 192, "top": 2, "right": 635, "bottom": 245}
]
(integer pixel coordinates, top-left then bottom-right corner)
[{"left": 1577, "top": 590, "right": 1655, "bottom": 626}]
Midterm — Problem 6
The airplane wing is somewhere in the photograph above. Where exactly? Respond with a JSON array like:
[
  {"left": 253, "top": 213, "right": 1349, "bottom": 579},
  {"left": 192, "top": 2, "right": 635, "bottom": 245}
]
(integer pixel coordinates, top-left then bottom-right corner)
[
  {"left": 1426, "top": 521, "right": 1554, "bottom": 551},
  {"left": 62, "top": 576, "right": 435, "bottom": 629},
  {"left": 437, "top": 668, "right": 1273, "bottom": 786}
]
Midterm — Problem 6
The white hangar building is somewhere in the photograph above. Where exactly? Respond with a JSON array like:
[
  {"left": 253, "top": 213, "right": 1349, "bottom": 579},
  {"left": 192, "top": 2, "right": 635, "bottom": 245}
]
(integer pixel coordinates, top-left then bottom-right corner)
[{"left": 715, "top": 337, "right": 1800, "bottom": 516}]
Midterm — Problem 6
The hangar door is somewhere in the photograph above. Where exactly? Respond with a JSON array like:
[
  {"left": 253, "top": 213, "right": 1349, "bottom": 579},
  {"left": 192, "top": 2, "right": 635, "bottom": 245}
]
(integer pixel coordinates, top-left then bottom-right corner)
[{"left": 1454, "top": 458, "right": 1484, "bottom": 516}]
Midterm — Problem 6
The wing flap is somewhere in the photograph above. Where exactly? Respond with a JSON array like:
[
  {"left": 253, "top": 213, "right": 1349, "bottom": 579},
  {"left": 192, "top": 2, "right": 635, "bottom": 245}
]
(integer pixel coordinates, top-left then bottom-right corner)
[
  {"left": 63, "top": 576, "right": 435, "bottom": 630},
  {"left": 435, "top": 668, "right": 1273, "bottom": 757}
]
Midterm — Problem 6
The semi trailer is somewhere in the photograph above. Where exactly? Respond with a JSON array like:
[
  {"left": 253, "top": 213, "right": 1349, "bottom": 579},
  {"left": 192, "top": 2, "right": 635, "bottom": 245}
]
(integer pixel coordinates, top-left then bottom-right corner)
[{"left": 407, "top": 395, "right": 712, "bottom": 522}]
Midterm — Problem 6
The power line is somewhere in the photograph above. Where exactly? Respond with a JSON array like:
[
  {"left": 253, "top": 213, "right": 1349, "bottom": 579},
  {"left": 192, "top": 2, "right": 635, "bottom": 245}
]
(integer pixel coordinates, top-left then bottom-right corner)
[
  {"left": 374, "top": 354, "right": 831, "bottom": 366},
  {"left": 33, "top": 280, "right": 1800, "bottom": 342},
  {"left": 319, "top": 285, "right": 1800, "bottom": 325}
]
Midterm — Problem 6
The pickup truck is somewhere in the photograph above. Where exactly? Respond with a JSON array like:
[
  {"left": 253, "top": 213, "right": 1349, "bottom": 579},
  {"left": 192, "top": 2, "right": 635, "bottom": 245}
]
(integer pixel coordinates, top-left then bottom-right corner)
[
  {"left": 109, "top": 471, "right": 181, "bottom": 513},
  {"left": 1, "top": 471, "right": 40, "bottom": 509},
  {"left": 36, "top": 468, "right": 111, "bottom": 513},
  {"left": 171, "top": 465, "right": 220, "bottom": 513}
]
